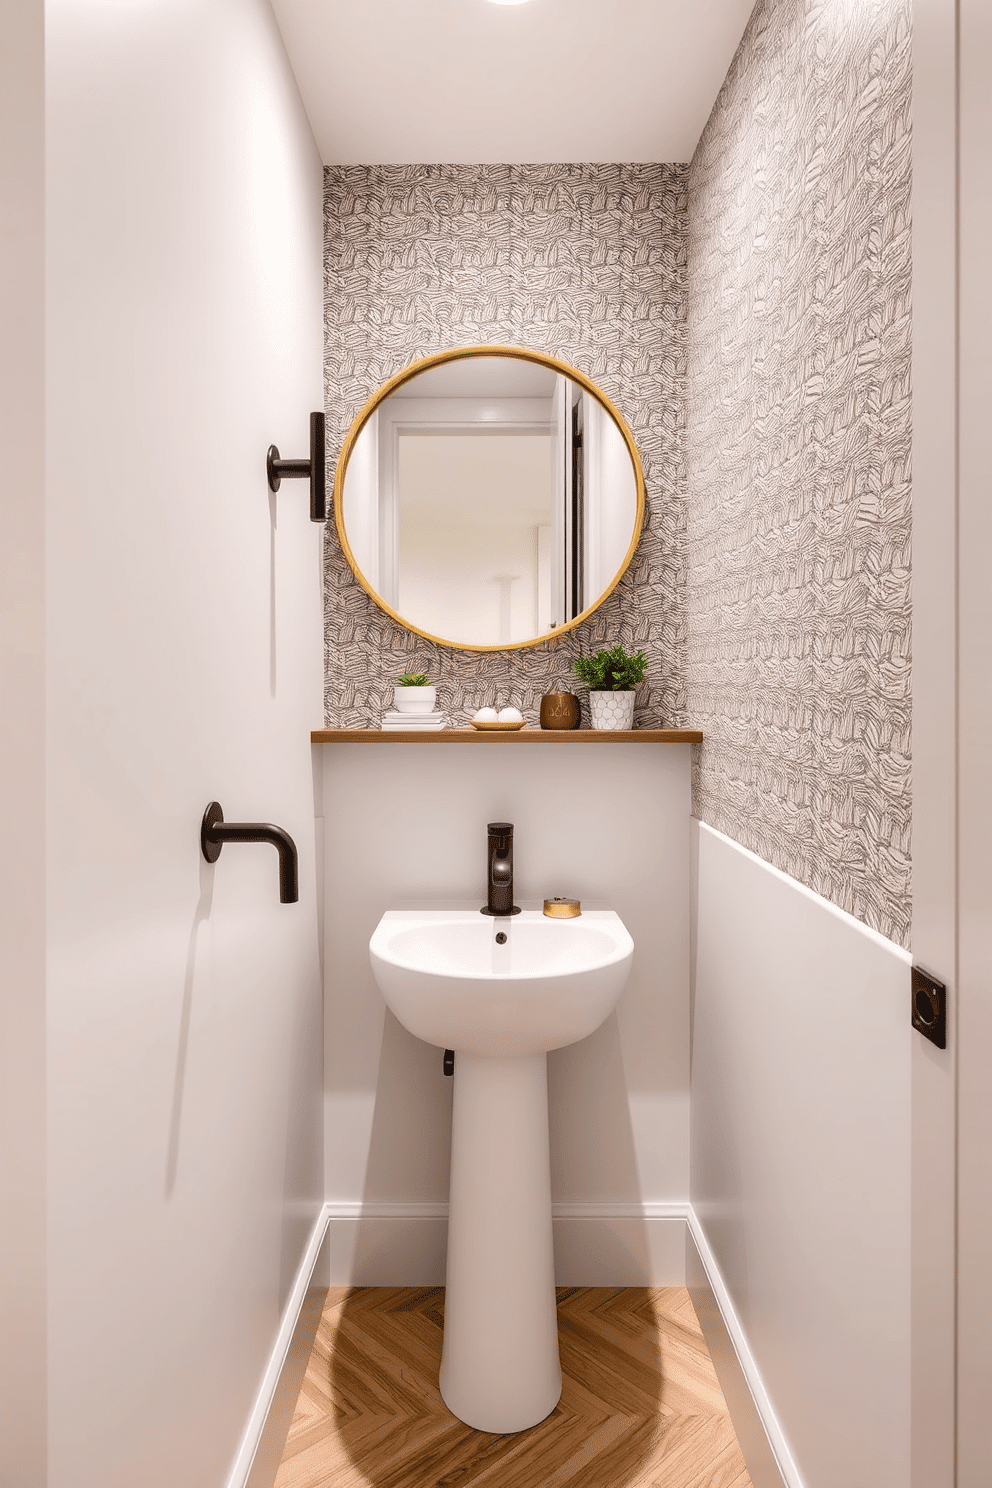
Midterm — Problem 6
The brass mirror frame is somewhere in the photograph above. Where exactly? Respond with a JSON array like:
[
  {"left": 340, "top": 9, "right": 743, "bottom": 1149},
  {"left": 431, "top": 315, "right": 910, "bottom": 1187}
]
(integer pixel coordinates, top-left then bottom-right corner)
[{"left": 332, "top": 345, "right": 646, "bottom": 653}]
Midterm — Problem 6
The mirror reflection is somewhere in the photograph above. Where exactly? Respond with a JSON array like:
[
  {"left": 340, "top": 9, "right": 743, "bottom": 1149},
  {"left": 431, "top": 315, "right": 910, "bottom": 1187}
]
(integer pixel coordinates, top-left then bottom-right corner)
[{"left": 338, "top": 352, "right": 642, "bottom": 650}]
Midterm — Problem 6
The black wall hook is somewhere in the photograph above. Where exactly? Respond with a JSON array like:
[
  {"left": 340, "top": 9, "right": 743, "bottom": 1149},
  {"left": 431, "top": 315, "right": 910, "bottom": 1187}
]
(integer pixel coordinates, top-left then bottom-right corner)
[
  {"left": 266, "top": 411, "right": 326, "bottom": 522},
  {"left": 200, "top": 802, "right": 299, "bottom": 903}
]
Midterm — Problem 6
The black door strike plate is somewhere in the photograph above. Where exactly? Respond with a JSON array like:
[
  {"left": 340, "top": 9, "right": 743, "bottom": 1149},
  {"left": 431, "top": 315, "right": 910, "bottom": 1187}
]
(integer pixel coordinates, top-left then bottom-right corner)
[{"left": 911, "top": 965, "right": 946, "bottom": 1049}]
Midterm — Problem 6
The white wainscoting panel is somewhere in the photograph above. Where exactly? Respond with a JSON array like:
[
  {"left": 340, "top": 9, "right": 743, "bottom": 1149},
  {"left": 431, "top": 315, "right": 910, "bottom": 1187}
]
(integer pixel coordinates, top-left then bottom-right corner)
[
  {"left": 691, "top": 822, "right": 912, "bottom": 1488},
  {"left": 320, "top": 741, "right": 692, "bottom": 1224}
]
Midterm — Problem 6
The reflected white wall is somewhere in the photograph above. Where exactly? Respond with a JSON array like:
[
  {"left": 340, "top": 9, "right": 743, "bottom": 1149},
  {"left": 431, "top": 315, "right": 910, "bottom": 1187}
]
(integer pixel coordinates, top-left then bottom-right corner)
[
  {"left": 397, "top": 433, "right": 553, "bottom": 646},
  {"left": 341, "top": 410, "right": 379, "bottom": 588},
  {"left": 582, "top": 396, "right": 638, "bottom": 602}
]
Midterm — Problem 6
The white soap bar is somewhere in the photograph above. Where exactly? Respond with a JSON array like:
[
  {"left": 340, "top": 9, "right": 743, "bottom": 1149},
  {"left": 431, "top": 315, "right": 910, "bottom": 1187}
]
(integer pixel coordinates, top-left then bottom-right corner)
[
  {"left": 473, "top": 707, "right": 498, "bottom": 722},
  {"left": 498, "top": 707, "right": 523, "bottom": 723}
]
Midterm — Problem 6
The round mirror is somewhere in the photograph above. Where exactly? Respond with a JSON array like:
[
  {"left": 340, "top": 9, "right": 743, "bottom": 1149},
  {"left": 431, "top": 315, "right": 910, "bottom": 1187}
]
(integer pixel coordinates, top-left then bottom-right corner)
[{"left": 334, "top": 347, "right": 645, "bottom": 652}]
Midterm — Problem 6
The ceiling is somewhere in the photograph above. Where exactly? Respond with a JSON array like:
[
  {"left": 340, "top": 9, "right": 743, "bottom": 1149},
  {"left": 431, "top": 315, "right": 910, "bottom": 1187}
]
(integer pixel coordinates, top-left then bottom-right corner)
[{"left": 269, "top": 0, "right": 757, "bottom": 165}]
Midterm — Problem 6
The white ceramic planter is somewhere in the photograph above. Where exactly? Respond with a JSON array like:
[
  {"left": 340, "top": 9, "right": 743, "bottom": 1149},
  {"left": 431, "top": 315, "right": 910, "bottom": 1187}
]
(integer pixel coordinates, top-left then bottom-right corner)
[
  {"left": 393, "top": 684, "right": 437, "bottom": 714},
  {"left": 588, "top": 690, "right": 636, "bottom": 730}
]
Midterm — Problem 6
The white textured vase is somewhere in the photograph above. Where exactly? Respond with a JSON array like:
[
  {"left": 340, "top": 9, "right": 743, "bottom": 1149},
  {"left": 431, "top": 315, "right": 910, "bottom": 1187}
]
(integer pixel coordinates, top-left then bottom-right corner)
[
  {"left": 588, "top": 690, "right": 636, "bottom": 730},
  {"left": 393, "top": 685, "right": 437, "bottom": 714}
]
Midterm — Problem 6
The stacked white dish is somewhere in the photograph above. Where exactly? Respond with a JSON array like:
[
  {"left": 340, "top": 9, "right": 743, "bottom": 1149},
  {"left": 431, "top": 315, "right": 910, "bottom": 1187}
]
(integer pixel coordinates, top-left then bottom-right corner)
[{"left": 381, "top": 711, "right": 449, "bottom": 730}]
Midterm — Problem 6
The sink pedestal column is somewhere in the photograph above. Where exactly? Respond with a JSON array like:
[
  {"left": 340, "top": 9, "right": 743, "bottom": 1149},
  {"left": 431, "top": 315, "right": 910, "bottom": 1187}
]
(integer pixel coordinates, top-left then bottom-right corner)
[{"left": 440, "top": 1050, "right": 561, "bottom": 1433}]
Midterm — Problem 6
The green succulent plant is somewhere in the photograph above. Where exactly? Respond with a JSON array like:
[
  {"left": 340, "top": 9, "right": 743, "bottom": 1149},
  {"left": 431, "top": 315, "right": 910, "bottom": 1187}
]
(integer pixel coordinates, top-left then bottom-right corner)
[
  {"left": 573, "top": 645, "right": 649, "bottom": 692},
  {"left": 397, "top": 672, "right": 431, "bottom": 687}
]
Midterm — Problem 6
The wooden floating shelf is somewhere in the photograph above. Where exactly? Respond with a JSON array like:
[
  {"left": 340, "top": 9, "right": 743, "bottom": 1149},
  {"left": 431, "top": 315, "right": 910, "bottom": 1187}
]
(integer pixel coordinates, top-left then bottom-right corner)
[{"left": 311, "top": 728, "right": 703, "bottom": 744}]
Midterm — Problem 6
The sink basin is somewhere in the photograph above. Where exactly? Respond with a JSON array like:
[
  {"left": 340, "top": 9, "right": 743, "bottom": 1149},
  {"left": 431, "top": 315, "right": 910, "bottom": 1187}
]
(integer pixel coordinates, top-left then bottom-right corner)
[
  {"left": 369, "top": 907, "right": 634, "bottom": 1435},
  {"left": 369, "top": 909, "right": 633, "bottom": 1056}
]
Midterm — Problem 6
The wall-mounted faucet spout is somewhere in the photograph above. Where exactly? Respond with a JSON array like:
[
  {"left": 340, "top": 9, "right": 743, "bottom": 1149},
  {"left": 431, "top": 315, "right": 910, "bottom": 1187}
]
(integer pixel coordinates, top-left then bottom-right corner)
[
  {"left": 481, "top": 821, "right": 521, "bottom": 917},
  {"left": 200, "top": 801, "right": 299, "bottom": 903}
]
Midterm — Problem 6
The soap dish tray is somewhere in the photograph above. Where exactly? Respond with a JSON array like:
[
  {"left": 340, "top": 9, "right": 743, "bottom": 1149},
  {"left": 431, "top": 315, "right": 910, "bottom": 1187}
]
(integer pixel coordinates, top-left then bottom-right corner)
[{"left": 470, "top": 720, "right": 527, "bottom": 732}]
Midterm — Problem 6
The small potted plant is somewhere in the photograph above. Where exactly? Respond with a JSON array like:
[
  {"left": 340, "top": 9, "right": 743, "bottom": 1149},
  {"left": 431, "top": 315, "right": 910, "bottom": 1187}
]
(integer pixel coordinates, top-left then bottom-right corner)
[
  {"left": 393, "top": 671, "right": 437, "bottom": 714},
  {"left": 573, "top": 645, "right": 649, "bottom": 730}
]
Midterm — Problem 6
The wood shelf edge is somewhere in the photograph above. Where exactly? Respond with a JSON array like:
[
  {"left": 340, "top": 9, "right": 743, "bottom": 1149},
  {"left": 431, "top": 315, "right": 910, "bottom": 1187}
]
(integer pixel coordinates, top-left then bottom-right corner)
[{"left": 310, "top": 728, "right": 703, "bottom": 744}]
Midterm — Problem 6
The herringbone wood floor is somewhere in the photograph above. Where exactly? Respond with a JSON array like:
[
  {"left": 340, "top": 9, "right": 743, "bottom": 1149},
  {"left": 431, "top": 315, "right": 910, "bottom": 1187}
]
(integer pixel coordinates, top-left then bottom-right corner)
[{"left": 275, "top": 1287, "right": 753, "bottom": 1488}]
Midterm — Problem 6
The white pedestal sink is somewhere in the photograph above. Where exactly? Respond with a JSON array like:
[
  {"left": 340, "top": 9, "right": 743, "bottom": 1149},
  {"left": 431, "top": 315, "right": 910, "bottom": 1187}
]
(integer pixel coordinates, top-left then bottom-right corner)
[{"left": 369, "top": 909, "right": 634, "bottom": 1433}]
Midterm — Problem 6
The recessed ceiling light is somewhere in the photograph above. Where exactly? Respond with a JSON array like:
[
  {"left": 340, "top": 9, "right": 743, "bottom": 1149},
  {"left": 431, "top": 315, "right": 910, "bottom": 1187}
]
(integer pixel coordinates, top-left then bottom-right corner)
[{"left": 485, "top": 0, "right": 536, "bottom": 6}]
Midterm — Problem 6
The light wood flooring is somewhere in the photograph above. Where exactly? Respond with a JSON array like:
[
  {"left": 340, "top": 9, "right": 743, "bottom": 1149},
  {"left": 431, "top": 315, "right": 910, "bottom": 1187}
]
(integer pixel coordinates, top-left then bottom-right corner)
[{"left": 275, "top": 1287, "right": 753, "bottom": 1488}]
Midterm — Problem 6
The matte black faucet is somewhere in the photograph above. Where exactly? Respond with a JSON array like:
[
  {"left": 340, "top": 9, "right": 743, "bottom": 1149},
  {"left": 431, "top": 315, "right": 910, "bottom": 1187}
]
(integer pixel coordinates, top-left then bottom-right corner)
[{"left": 481, "top": 821, "right": 521, "bottom": 916}]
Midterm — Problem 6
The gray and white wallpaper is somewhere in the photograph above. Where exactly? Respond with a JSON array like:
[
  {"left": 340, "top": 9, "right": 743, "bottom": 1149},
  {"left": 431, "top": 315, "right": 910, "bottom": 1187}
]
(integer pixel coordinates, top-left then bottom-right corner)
[
  {"left": 322, "top": 164, "right": 688, "bottom": 728},
  {"left": 686, "top": 0, "right": 913, "bottom": 945},
  {"left": 322, "top": 0, "right": 914, "bottom": 948}
]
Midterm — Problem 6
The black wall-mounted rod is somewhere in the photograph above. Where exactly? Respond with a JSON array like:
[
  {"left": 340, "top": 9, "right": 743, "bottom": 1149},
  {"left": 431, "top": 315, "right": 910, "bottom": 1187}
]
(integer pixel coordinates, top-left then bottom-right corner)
[
  {"left": 200, "top": 801, "right": 299, "bottom": 903},
  {"left": 266, "top": 411, "right": 326, "bottom": 522}
]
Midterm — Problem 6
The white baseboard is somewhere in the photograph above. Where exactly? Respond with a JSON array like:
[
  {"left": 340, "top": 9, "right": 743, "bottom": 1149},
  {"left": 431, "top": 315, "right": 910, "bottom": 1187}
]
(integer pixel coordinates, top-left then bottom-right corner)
[
  {"left": 323, "top": 1199, "right": 689, "bottom": 1286},
  {"left": 225, "top": 1205, "right": 331, "bottom": 1488},
  {"left": 552, "top": 1201, "right": 688, "bottom": 1286},
  {"left": 227, "top": 1201, "right": 801, "bottom": 1488},
  {"left": 325, "top": 1202, "right": 449, "bottom": 1286},
  {"left": 686, "top": 1210, "right": 802, "bottom": 1488}
]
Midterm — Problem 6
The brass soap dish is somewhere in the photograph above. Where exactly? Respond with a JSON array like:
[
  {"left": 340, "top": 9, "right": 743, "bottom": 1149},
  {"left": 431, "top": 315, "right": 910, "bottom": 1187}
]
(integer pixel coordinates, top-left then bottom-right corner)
[
  {"left": 470, "top": 720, "right": 527, "bottom": 731},
  {"left": 543, "top": 898, "right": 581, "bottom": 919}
]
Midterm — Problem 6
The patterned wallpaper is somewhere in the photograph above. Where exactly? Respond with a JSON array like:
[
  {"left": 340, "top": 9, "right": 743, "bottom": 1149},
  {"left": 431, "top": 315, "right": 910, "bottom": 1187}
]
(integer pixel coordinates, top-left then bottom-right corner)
[
  {"left": 686, "top": 0, "right": 913, "bottom": 945},
  {"left": 322, "top": 164, "right": 688, "bottom": 728}
]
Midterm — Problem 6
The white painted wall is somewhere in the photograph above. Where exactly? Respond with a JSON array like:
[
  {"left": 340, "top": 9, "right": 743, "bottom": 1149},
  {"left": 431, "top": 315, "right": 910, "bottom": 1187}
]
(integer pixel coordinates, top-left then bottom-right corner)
[
  {"left": 319, "top": 743, "right": 692, "bottom": 1280},
  {"left": 44, "top": 1, "right": 324, "bottom": 1483},
  {"left": 908, "top": 0, "right": 958, "bottom": 1481},
  {"left": 691, "top": 822, "right": 912, "bottom": 1488},
  {"left": 0, "top": 1, "right": 47, "bottom": 1482},
  {"left": 956, "top": 0, "right": 992, "bottom": 1477}
]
